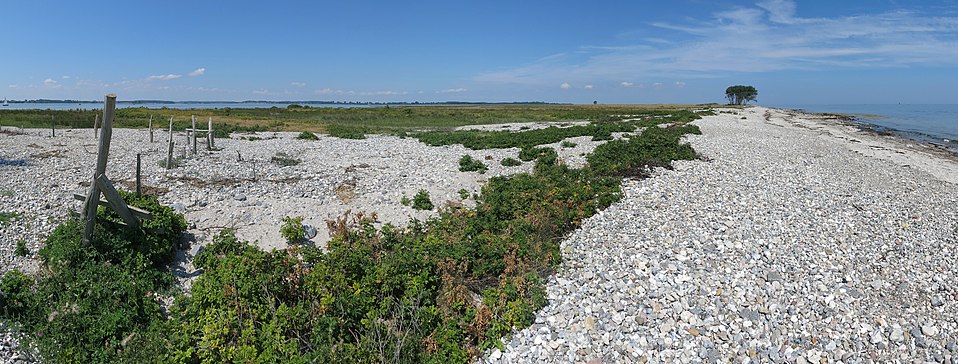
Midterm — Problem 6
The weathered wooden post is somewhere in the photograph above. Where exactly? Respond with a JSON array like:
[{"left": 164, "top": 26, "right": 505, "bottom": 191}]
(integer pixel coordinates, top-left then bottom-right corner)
[
  {"left": 148, "top": 115, "right": 154, "bottom": 143},
  {"left": 136, "top": 154, "right": 142, "bottom": 197},
  {"left": 191, "top": 115, "right": 197, "bottom": 155},
  {"left": 51, "top": 116, "right": 55, "bottom": 138},
  {"left": 207, "top": 117, "right": 214, "bottom": 150},
  {"left": 93, "top": 113, "right": 99, "bottom": 139},
  {"left": 82, "top": 95, "right": 116, "bottom": 243},
  {"left": 167, "top": 116, "right": 174, "bottom": 169}
]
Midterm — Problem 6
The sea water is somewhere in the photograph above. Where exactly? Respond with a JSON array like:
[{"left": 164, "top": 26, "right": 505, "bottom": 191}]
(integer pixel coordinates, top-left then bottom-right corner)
[{"left": 773, "top": 104, "right": 958, "bottom": 149}]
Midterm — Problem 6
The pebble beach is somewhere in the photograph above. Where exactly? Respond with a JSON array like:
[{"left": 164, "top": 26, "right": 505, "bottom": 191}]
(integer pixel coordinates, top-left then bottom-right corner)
[{"left": 2, "top": 107, "right": 957, "bottom": 362}]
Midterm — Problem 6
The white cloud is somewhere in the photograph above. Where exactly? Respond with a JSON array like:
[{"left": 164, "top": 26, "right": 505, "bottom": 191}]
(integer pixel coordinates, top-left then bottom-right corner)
[
  {"left": 252, "top": 89, "right": 270, "bottom": 95},
  {"left": 43, "top": 78, "right": 61, "bottom": 88},
  {"left": 189, "top": 68, "right": 206, "bottom": 77},
  {"left": 652, "top": 82, "right": 663, "bottom": 89},
  {"left": 584, "top": 85, "right": 594, "bottom": 89},
  {"left": 314, "top": 88, "right": 408, "bottom": 96},
  {"left": 674, "top": 81, "right": 687, "bottom": 88},
  {"left": 438, "top": 88, "right": 467, "bottom": 93},
  {"left": 475, "top": 1, "right": 958, "bottom": 85},
  {"left": 147, "top": 74, "right": 181, "bottom": 81},
  {"left": 559, "top": 82, "right": 572, "bottom": 90},
  {"left": 291, "top": 82, "right": 307, "bottom": 87},
  {"left": 620, "top": 81, "right": 634, "bottom": 87}
]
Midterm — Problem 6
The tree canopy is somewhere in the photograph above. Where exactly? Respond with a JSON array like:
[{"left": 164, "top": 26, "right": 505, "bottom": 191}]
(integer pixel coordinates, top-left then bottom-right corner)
[{"left": 725, "top": 85, "right": 758, "bottom": 105}]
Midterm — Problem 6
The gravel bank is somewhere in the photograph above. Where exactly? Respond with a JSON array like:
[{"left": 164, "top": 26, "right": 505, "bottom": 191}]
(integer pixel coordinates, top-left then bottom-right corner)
[{"left": 485, "top": 107, "right": 958, "bottom": 363}]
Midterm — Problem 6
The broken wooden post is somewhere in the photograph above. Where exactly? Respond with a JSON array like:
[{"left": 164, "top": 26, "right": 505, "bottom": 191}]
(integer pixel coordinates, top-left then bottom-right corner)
[
  {"left": 82, "top": 95, "right": 117, "bottom": 244},
  {"left": 93, "top": 113, "right": 99, "bottom": 139},
  {"left": 136, "top": 153, "right": 142, "bottom": 197},
  {"left": 167, "top": 116, "right": 174, "bottom": 170},
  {"left": 148, "top": 115, "right": 154, "bottom": 143},
  {"left": 51, "top": 116, "right": 55, "bottom": 138}
]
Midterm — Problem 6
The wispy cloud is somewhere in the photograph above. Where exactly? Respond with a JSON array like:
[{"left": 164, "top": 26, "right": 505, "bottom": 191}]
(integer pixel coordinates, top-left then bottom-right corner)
[
  {"left": 290, "top": 81, "right": 306, "bottom": 87},
  {"left": 620, "top": 81, "right": 634, "bottom": 87},
  {"left": 584, "top": 85, "right": 594, "bottom": 89},
  {"left": 475, "top": 1, "right": 958, "bottom": 85},
  {"left": 189, "top": 68, "right": 206, "bottom": 77},
  {"left": 559, "top": 82, "right": 572, "bottom": 90},
  {"left": 674, "top": 81, "right": 686, "bottom": 88},
  {"left": 147, "top": 74, "right": 181, "bottom": 81},
  {"left": 43, "top": 78, "right": 62, "bottom": 88},
  {"left": 437, "top": 87, "right": 467, "bottom": 93}
]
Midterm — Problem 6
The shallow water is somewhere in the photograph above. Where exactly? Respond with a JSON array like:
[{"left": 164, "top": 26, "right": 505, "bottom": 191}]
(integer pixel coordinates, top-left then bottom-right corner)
[{"left": 773, "top": 104, "right": 958, "bottom": 148}]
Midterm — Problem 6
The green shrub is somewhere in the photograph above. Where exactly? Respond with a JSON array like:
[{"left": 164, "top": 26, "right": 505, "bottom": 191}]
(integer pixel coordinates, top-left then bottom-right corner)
[
  {"left": 560, "top": 140, "right": 577, "bottom": 148},
  {"left": 297, "top": 131, "right": 319, "bottom": 140},
  {"left": 280, "top": 216, "right": 306, "bottom": 243},
  {"left": 518, "top": 147, "right": 555, "bottom": 162},
  {"left": 0, "top": 191, "right": 186, "bottom": 363},
  {"left": 412, "top": 189, "right": 434, "bottom": 211},
  {"left": 587, "top": 124, "right": 701, "bottom": 177},
  {"left": 458, "top": 155, "right": 487, "bottom": 174},
  {"left": 458, "top": 188, "right": 470, "bottom": 200},
  {"left": 271, "top": 152, "right": 301, "bottom": 167},
  {"left": 591, "top": 129, "right": 612, "bottom": 141},
  {"left": 500, "top": 157, "right": 521, "bottom": 167},
  {"left": 327, "top": 124, "right": 366, "bottom": 139},
  {"left": 400, "top": 195, "right": 411, "bottom": 206},
  {"left": 14, "top": 240, "right": 28, "bottom": 257}
]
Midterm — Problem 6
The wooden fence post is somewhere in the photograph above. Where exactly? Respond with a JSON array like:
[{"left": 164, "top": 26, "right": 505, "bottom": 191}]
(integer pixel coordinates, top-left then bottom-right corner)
[
  {"left": 82, "top": 94, "right": 117, "bottom": 244},
  {"left": 207, "top": 117, "right": 214, "bottom": 150},
  {"left": 148, "top": 115, "right": 154, "bottom": 143},
  {"left": 93, "top": 113, "right": 99, "bottom": 139},
  {"left": 50, "top": 116, "right": 55, "bottom": 138},
  {"left": 167, "top": 116, "right": 174, "bottom": 169},
  {"left": 191, "top": 115, "right": 197, "bottom": 155}
]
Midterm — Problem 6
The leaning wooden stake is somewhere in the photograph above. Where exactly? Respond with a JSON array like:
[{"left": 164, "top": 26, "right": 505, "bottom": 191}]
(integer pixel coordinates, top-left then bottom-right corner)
[
  {"left": 148, "top": 115, "right": 154, "bottom": 143},
  {"left": 167, "top": 116, "right": 174, "bottom": 169},
  {"left": 50, "top": 116, "right": 55, "bottom": 138},
  {"left": 82, "top": 95, "right": 117, "bottom": 244}
]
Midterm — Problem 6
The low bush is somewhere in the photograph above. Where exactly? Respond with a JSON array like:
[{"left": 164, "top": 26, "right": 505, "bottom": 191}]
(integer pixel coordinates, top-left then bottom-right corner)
[
  {"left": 297, "top": 131, "right": 319, "bottom": 140},
  {"left": 458, "top": 155, "right": 487, "bottom": 174},
  {"left": 327, "top": 124, "right": 366, "bottom": 139},
  {"left": 280, "top": 216, "right": 306, "bottom": 242},
  {"left": 0, "top": 191, "right": 186, "bottom": 363},
  {"left": 0, "top": 212, "right": 18, "bottom": 224},
  {"left": 500, "top": 157, "right": 521, "bottom": 167},
  {"left": 560, "top": 140, "right": 577, "bottom": 148},
  {"left": 412, "top": 189, "right": 434, "bottom": 211}
]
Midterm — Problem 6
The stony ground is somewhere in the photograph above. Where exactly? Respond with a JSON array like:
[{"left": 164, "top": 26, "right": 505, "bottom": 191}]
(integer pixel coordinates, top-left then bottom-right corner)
[{"left": 485, "top": 107, "right": 958, "bottom": 363}]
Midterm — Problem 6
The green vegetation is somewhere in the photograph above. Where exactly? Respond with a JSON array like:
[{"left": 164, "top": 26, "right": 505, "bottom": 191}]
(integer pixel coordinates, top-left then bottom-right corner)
[
  {"left": 157, "top": 154, "right": 186, "bottom": 169},
  {"left": 14, "top": 240, "right": 28, "bottom": 257},
  {"left": 500, "top": 157, "right": 522, "bottom": 167},
  {"left": 280, "top": 216, "right": 306, "bottom": 243},
  {"left": 271, "top": 152, "right": 302, "bottom": 167},
  {"left": 725, "top": 85, "right": 758, "bottom": 105},
  {"left": 0, "top": 191, "right": 186, "bottom": 363},
  {"left": 458, "top": 155, "right": 487, "bottom": 174},
  {"left": 412, "top": 189, "right": 434, "bottom": 211},
  {"left": 458, "top": 188, "right": 470, "bottom": 200},
  {"left": 560, "top": 140, "right": 577, "bottom": 148},
  {"left": 0, "top": 106, "right": 705, "bottom": 363},
  {"left": 0, "top": 212, "right": 19, "bottom": 224},
  {"left": 296, "top": 131, "right": 319, "bottom": 140},
  {"left": 400, "top": 195, "right": 411, "bottom": 206}
]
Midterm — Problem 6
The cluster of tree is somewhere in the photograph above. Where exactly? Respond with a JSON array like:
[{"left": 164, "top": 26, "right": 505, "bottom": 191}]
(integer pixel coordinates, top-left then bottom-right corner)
[{"left": 725, "top": 85, "right": 758, "bottom": 105}]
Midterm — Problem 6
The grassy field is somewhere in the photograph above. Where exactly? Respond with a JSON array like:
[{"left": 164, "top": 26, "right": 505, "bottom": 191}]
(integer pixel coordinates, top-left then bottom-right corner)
[{"left": 0, "top": 104, "right": 720, "bottom": 136}]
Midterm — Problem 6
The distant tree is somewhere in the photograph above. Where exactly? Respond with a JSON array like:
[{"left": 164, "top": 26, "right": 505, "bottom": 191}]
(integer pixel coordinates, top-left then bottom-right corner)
[{"left": 725, "top": 85, "right": 758, "bottom": 105}]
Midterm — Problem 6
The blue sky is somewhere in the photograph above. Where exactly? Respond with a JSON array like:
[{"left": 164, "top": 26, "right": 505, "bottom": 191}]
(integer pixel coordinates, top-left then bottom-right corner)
[{"left": 3, "top": 0, "right": 958, "bottom": 104}]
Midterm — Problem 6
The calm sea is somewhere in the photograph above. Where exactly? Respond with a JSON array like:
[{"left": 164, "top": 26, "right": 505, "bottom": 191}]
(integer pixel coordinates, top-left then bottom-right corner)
[{"left": 772, "top": 104, "right": 958, "bottom": 149}]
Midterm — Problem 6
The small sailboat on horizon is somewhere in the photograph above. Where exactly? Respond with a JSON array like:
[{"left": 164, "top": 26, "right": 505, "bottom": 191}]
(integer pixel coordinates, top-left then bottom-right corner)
[{"left": 2, "top": 98, "right": 8, "bottom": 106}]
